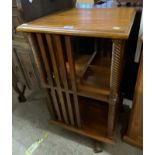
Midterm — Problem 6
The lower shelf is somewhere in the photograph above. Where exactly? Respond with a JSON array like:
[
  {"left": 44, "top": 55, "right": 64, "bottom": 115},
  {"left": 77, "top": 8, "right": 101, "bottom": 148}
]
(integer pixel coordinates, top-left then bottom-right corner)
[
  {"left": 123, "top": 135, "right": 143, "bottom": 149},
  {"left": 79, "top": 96, "right": 108, "bottom": 136},
  {"left": 49, "top": 120, "right": 115, "bottom": 144},
  {"left": 49, "top": 96, "right": 116, "bottom": 144}
]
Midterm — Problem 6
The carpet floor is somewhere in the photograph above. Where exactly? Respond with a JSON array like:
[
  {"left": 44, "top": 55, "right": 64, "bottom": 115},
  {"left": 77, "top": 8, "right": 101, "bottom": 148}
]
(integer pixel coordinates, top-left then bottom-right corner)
[{"left": 12, "top": 90, "right": 143, "bottom": 155}]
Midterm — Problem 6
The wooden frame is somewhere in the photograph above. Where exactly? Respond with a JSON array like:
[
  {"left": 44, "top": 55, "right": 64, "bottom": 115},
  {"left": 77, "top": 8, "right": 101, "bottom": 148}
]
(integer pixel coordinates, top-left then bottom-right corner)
[
  {"left": 123, "top": 51, "right": 143, "bottom": 149},
  {"left": 16, "top": 8, "right": 136, "bottom": 149}
]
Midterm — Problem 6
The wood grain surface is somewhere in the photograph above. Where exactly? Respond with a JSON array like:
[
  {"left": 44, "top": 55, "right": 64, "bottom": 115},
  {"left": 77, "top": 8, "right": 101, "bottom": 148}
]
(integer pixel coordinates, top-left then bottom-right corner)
[{"left": 17, "top": 8, "right": 136, "bottom": 39}]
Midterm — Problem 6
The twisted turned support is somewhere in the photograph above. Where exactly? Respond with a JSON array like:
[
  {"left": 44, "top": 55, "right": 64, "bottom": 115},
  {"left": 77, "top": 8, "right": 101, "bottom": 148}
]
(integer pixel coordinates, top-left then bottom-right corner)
[{"left": 107, "top": 39, "right": 126, "bottom": 137}]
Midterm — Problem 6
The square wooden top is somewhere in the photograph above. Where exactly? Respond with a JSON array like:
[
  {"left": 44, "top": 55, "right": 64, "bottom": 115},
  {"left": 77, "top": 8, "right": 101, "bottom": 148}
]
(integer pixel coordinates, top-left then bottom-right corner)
[{"left": 17, "top": 8, "right": 136, "bottom": 39}]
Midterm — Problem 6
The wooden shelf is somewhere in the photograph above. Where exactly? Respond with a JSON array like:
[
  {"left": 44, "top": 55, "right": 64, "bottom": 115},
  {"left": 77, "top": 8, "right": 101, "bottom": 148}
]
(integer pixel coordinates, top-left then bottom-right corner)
[
  {"left": 49, "top": 96, "right": 115, "bottom": 144},
  {"left": 78, "top": 64, "right": 110, "bottom": 94},
  {"left": 66, "top": 53, "right": 111, "bottom": 101},
  {"left": 79, "top": 96, "right": 108, "bottom": 134},
  {"left": 49, "top": 119, "right": 115, "bottom": 144},
  {"left": 66, "top": 54, "right": 93, "bottom": 79}
]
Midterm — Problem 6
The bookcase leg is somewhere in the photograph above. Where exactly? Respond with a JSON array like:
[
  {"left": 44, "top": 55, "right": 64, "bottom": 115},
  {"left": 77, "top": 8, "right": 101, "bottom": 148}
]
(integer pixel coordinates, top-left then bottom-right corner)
[
  {"left": 107, "top": 39, "right": 126, "bottom": 137},
  {"left": 93, "top": 140, "right": 103, "bottom": 153},
  {"left": 107, "top": 103, "right": 116, "bottom": 137}
]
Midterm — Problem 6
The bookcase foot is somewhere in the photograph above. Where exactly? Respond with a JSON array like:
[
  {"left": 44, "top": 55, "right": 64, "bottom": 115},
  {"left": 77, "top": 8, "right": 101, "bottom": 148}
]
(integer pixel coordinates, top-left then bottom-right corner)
[{"left": 93, "top": 140, "right": 103, "bottom": 153}]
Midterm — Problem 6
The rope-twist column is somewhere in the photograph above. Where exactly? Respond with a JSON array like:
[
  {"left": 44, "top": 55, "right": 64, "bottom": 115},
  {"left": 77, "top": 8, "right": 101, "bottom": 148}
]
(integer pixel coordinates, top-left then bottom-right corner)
[{"left": 108, "top": 39, "right": 126, "bottom": 137}]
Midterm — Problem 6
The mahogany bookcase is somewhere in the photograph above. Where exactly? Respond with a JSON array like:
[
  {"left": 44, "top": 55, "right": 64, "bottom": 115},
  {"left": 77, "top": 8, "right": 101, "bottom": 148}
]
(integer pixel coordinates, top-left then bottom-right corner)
[{"left": 17, "top": 8, "right": 136, "bottom": 149}]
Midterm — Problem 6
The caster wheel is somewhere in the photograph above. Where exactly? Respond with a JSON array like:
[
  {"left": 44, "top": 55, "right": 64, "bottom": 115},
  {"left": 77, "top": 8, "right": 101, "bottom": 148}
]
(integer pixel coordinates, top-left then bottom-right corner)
[{"left": 94, "top": 141, "right": 103, "bottom": 153}]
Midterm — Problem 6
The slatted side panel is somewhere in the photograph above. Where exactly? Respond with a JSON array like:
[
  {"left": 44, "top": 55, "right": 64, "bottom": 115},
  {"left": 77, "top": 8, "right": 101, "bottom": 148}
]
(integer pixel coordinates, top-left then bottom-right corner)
[
  {"left": 65, "top": 36, "right": 82, "bottom": 128},
  {"left": 34, "top": 33, "right": 81, "bottom": 128},
  {"left": 52, "top": 35, "right": 75, "bottom": 126},
  {"left": 35, "top": 33, "right": 62, "bottom": 121}
]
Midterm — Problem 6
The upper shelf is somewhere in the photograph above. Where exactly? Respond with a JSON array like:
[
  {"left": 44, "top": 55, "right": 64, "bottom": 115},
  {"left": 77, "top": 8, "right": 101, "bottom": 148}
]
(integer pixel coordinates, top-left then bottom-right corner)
[{"left": 17, "top": 8, "right": 136, "bottom": 39}]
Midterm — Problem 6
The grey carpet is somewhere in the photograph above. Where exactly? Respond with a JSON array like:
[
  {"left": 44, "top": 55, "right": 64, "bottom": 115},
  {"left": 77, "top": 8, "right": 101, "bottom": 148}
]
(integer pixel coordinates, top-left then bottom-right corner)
[{"left": 12, "top": 90, "right": 143, "bottom": 155}]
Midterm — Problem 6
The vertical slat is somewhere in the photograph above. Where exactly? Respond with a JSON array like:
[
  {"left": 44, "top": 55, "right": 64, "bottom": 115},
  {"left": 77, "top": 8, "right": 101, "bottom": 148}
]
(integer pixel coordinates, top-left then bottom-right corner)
[
  {"left": 65, "top": 36, "right": 82, "bottom": 128},
  {"left": 37, "top": 34, "right": 69, "bottom": 124},
  {"left": 27, "top": 33, "right": 46, "bottom": 87},
  {"left": 27, "top": 33, "right": 55, "bottom": 118},
  {"left": 51, "top": 34, "right": 75, "bottom": 126},
  {"left": 108, "top": 39, "right": 125, "bottom": 137},
  {"left": 45, "top": 90, "right": 56, "bottom": 119},
  {"left": 36, "top": 33, "right": 62, "bottom": 121}
]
